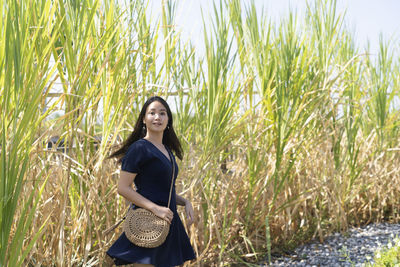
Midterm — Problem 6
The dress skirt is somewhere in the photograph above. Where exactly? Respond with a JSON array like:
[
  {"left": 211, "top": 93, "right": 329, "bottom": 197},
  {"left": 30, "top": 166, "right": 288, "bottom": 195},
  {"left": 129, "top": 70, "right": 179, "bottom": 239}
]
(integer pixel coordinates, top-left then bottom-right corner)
[{"left": 107, "top": 208, "right": 195, "bottom": 266}]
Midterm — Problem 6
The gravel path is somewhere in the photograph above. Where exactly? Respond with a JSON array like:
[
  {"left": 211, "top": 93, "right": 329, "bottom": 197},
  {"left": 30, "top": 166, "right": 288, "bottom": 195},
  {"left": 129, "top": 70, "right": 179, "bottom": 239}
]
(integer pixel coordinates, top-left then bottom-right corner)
[{"left": 263, "top": 223, "right": 400, "bottom": 267}]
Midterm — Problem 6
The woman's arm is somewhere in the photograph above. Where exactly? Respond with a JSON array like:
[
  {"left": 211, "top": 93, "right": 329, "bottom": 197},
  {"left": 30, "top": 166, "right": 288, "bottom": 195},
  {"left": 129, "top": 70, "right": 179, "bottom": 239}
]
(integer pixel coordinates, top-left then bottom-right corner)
[
  {"left": 176, "top": 193, "right": 195, "bottom": 226},
  {"left": 117, "top": 170, "right": 173, "bottom": 224},
  {"left": 175, "top": 194, "right": 189, "bottom": 206}
]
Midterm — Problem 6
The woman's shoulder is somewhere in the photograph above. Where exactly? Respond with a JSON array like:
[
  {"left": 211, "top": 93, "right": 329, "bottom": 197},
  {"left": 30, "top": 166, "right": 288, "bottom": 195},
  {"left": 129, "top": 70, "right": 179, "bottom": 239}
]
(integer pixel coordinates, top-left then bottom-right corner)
[
  {"left": 132, "top": 138, "right": 147, "bottom": 146},
  {"left": 126, "top": 139, "right": 148, "bottom": 153},
  {"left": 121, "top": 139, "right": 150, "bottom": 172}
]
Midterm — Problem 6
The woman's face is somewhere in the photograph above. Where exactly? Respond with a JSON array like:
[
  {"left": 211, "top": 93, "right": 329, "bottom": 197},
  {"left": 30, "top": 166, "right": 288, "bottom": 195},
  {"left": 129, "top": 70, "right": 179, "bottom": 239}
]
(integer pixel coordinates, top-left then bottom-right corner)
[{"left": 143, "top": 101, "right": 169, "bottom": 133}]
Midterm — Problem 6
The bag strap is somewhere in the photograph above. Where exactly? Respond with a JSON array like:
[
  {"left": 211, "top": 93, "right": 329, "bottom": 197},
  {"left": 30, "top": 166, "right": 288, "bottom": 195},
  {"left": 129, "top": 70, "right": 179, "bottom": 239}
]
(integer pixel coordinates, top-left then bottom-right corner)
[
  {"left": 166, "top": 147, "right": 175, "bottom": 209},
  {"left": 103, "top": 215, "right": 126, "bottom": 235}
]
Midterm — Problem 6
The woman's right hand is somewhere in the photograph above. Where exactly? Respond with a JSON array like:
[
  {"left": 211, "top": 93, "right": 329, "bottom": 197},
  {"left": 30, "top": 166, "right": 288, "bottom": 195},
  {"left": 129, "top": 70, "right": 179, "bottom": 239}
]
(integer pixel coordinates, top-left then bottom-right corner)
[{"left": 151, "top": 205, "right": 173, "bottom": 224}]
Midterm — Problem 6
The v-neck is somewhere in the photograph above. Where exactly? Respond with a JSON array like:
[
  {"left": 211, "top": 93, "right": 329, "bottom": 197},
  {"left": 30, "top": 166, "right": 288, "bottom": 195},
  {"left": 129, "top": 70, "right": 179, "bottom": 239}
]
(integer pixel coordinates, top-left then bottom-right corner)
[{"left": 142, "top": 138, "right": 172, "bottom": 164}]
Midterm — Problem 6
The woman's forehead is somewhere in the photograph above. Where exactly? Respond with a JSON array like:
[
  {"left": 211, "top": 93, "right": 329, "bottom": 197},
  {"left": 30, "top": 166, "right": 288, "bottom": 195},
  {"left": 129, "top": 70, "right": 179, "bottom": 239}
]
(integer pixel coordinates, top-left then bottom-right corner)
[{"left": 147, "top": 101, "right": 167, "bottom": 111}]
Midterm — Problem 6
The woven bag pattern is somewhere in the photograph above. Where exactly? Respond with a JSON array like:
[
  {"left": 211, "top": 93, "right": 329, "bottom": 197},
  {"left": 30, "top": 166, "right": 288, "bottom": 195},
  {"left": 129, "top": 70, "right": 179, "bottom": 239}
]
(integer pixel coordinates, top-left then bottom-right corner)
[{"left": 123, "top": 207, "right": 170, "bottom": 248}]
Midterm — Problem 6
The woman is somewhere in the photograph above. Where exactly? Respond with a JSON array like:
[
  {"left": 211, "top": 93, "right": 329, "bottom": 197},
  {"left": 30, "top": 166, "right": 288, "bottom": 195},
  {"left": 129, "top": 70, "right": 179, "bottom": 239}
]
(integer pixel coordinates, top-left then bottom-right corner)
[{"left": 107, "top": 96, "right": 196, "bottom": 266}]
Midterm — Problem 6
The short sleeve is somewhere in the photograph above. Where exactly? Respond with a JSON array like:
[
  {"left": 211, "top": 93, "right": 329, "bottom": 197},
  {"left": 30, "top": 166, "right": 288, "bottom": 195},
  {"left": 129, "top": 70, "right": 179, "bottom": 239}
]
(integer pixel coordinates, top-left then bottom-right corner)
[{"left": 121, "top": 141, "right": 146, "bottom": 173}]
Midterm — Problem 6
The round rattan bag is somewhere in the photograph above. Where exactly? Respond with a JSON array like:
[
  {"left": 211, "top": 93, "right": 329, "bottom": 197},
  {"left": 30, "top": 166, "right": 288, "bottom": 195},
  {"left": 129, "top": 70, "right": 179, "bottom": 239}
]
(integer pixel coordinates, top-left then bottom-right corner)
[{"left": 123, "top": 207, "right": 170, "bottom": 248}]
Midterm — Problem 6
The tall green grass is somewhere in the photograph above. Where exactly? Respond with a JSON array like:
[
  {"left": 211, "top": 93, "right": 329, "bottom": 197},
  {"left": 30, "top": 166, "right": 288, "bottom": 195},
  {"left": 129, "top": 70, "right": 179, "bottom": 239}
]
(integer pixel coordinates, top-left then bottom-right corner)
[
  {"left": 2, "top": 0, "right": 400, "bottom": 265},
  {"left": 0, "top": 0, "right": 60, "bottom": 265}
]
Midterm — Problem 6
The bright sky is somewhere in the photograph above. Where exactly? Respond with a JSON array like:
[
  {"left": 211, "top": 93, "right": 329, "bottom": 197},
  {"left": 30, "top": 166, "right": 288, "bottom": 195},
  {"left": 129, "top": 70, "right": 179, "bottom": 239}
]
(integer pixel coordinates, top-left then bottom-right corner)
[
  {"left": 49, "top": 0, "right": 400, "bottom": 116},
  {"left": 148, "top": 0, "right": 400, "bottom": 57}
]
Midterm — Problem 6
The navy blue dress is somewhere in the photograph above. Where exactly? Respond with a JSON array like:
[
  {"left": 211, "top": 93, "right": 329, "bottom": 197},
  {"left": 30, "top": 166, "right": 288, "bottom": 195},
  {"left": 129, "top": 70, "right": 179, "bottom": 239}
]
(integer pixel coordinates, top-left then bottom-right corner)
[{"left": 107, "top": 139, "right": 196, "bottom": 266}]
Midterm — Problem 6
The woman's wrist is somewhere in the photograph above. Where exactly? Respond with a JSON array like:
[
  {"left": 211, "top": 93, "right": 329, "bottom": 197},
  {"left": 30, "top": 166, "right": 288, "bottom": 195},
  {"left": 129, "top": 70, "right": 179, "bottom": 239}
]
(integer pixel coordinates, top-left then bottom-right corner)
[
  {"left": 147, "top": 202, "right": 159, "bottom": 213},
  {"left": 183, "top": 199, "right": 193, "bottom": 208}
]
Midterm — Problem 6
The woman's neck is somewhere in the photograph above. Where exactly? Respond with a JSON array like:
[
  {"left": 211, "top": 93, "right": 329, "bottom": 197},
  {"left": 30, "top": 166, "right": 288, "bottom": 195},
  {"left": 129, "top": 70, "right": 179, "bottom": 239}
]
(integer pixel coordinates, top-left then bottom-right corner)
[{"left": 144, "top": 132, "right": 163, "bottom": 145}]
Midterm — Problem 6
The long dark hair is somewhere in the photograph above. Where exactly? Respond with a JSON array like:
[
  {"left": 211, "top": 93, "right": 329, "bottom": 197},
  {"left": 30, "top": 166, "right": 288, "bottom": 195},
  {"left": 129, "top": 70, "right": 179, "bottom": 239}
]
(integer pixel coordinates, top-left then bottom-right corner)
[{"left": 109, "top": 96, "right": 183, "bottom": 161}]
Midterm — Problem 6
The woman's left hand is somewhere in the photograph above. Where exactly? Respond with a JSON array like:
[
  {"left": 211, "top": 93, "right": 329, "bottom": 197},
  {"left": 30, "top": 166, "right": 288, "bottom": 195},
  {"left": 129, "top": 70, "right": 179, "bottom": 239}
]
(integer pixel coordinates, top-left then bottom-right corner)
[{"left": 184, "top": 201, "right": 195, "bottom": 226}]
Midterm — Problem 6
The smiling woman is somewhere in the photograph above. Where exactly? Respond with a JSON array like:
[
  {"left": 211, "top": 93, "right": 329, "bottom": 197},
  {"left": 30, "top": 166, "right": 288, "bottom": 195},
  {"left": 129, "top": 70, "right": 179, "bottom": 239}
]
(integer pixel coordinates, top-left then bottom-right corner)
[
  {"left": 144, "top": 101, "right": 169, "bottom": 137},
  {"left": 106, "top": 96, "right": 196, "bottom": 266}
]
